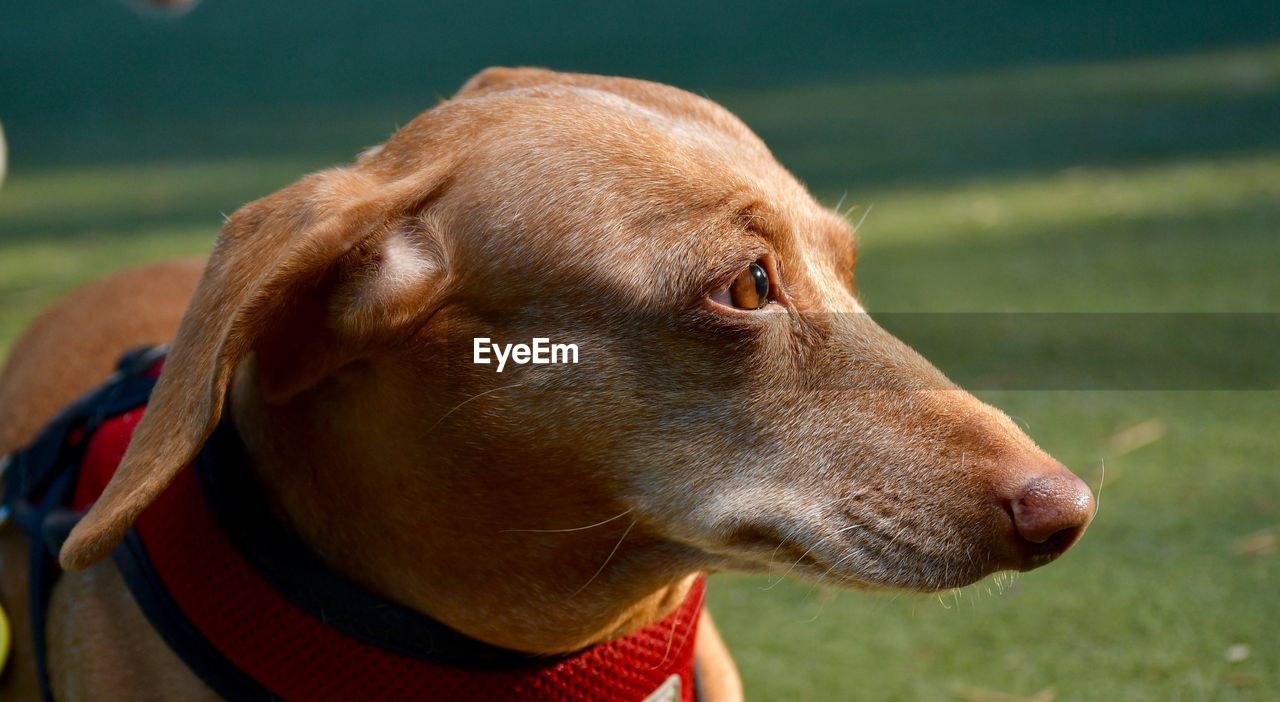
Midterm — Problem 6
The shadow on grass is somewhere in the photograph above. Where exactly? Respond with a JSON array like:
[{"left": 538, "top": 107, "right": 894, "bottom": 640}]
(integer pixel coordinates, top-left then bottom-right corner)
[
  {"left": 857, "top": 191, "right": 1280, "bottom": 312},
  {"left": 723, "top": 45, "right": 1280, "bottom": 192},
  {"left": 0, "top": 158, "right": 320, "bottom": 242}
]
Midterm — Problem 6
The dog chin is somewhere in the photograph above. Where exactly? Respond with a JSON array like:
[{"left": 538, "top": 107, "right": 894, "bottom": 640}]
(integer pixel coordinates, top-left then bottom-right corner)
[{"left": 704, "top": 546, "right": 998, "bottom": 593}]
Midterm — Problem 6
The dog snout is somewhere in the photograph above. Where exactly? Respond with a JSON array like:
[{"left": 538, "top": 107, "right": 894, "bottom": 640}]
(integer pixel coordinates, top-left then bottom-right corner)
[{"left": 1003, "top": 467, "right": 1096, "bottom": 568}]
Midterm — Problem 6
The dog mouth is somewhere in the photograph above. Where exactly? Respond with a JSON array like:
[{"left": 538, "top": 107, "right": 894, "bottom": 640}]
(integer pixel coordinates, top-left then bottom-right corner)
[{"left": 702, "top": 521, "right": 999, "bottom": 592}]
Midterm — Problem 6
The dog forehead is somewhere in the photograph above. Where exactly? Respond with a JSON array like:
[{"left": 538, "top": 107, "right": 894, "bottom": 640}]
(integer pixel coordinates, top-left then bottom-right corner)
[
  {"left": 389, "top": 82, "right": 847, "bottom": 307},
  {"left": 466, "top": 84, "right": 776, "bottom": 186},
  {"left": 456, "top": 68, "right": 767, "bottom": 144},
  {"left": 534, "top": 85, "right": 740, "bottom": 148},
  {"left": 443, "top": 87, "right": 793, "bottom": 264}
]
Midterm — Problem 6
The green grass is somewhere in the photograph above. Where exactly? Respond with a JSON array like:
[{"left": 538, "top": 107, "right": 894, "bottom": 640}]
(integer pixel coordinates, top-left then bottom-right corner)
[
  {"left": 2, "top": 30, "right": 1278, "bottom": 702},
  {"left": 714, "top": 388, "right": 1279, "bottom": 702}
]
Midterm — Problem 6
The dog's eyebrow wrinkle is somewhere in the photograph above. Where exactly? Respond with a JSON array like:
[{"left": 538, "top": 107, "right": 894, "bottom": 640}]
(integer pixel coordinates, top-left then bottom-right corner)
[
  {"left": 732, "top": 200, "right": 776, "bottom": 234},
  {"left": 500, "top": 507, "right": 634, "bottom": 533}
]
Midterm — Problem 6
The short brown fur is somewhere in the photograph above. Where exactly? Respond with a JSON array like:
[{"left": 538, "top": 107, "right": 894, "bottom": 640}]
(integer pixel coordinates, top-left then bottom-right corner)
[{"left": 0, "top": 68, "right": 1093, "bottom": 701}]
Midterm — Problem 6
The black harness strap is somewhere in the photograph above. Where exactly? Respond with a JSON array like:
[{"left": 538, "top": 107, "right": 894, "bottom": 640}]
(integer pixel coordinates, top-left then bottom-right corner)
[
  {"left": 1, "top": 346, "right": 165, "bottom": 702},
  {"left": 197, "top": 416, "right": 564, "bottom": 669}
]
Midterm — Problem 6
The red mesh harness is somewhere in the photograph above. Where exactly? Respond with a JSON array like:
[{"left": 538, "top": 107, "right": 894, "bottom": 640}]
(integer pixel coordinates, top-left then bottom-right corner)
[{"left": 10, "top": 354, "right": 704, "bottom": 702}]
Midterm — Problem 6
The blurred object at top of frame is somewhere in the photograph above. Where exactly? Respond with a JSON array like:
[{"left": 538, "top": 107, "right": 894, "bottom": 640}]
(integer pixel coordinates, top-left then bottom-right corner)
[{"left": 124, "top": 0, "right": 200, "bottom": 17}]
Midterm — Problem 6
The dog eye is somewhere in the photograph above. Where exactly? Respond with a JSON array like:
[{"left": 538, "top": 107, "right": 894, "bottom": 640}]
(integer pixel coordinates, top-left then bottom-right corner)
[{"left": 711, "top": 261, "right": 771, "bottom": 310}]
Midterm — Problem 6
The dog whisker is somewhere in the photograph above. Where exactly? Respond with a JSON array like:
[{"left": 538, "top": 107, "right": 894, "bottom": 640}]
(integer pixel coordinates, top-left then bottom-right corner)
[
  {"left": 500, "top": 507, "right": 634, "bottom": 533},
  {"left": 647, "top": 577, "right": 708, "bottom": 670},
  {"left": 768, "top": 538, "right": 786, "bottom": 578},
  {"left": 763, "top": 522, "right": 863, "bottom": 591},
  {"left": 798, "top": 586, "right": 838, "bottom": 624},
  {"left": 569, "top": 518, "right": 636, "bottom": 598},
  {"left": 1094, "top": 457, "right": 1107, "bottom": 520},
  {"left": 852, "top": 202, "right": 874, "bottom": 232},
  {"left": 813, "top": 544, "right": 864, "bottom": 583},
  {"left": 428, "top": 382, "right": 524, "bottom": 431},
  {"left": 766, "top": 523, "right": 806, "bottom": 579}
]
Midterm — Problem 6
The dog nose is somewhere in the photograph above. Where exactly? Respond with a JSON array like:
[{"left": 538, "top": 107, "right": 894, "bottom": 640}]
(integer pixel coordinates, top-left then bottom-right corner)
[{"left": 1008, "top": 470, "right": 1095, "bottom": 568}]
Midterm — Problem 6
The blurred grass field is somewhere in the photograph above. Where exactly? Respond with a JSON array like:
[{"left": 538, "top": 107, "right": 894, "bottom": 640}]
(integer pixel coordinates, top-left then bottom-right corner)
[{"left": 2, "top": 3, "right": 1279, "bottom": 701}]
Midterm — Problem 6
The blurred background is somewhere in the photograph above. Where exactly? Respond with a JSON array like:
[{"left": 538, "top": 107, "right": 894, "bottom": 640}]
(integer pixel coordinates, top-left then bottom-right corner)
[{"left": 1, "top": 2, "right": 1278, "bottom": 700}]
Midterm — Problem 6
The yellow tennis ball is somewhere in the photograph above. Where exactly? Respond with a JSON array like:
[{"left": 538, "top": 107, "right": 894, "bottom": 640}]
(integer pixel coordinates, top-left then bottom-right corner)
[{"left": 0, "top": 599, "right": 10, "bottom": 674}]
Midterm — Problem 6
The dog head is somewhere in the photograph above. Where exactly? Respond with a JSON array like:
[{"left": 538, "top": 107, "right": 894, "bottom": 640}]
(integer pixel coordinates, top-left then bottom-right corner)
[{"left": 62, "top": 68, "right": 1093, "bottom": 630}]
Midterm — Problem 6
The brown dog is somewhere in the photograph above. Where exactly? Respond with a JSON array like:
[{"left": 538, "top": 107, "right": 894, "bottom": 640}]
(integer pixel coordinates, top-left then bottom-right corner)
[{"left": 0, "top": 67, "right": 1094, "bottom": 701}]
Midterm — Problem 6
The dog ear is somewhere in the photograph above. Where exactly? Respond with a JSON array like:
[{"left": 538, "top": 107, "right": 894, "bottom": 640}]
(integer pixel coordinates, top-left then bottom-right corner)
[{"left": 59, "top": 163, "right": 451, "bottom": 569}]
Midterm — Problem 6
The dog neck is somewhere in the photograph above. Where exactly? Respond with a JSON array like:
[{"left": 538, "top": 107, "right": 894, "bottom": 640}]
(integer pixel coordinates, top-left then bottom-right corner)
[{"left": 228, "top": 360, "right": 703, "bottom": 654}]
